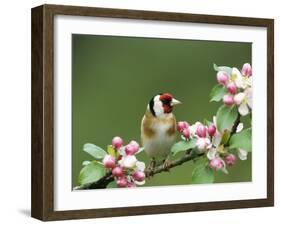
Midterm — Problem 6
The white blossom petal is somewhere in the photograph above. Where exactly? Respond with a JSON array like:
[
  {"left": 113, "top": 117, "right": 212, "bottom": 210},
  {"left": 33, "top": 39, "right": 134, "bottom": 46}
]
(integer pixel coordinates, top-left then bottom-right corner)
[
  {"left": 238, "top": 103, "right": 249, "bottom": 116},
  {"left": 236, "top": 123, "right": 244, "bottom": 133},
  {"left": 238, "top": 149, "right": 248, "bottom": 160},
  {"left": 212, "top": 132, "right": 222, "bottom": 147},
  {"left": 232, "top": 68, "right": 243, "bottom": 88},
  {"left": 136, "top": 161, "right": 145, "bottom": 172},
  {"left": 196, "top": 138, "right": 211, "bottom": 151},
  {"left": 245, "top": 88, "right": 253, "bottom": 109},
  {"left": 120, "top": 155, "right": 137, "bottom": 168},
  {"left": 207, "top": 148, "right": 217, "bottom": 160},
  {"left": 118, "top": 146, "right": 126, "bottom": 156},
  {"left": 234, "top": 92, "right": 246, "bottom": 105},
  {"left": 134, "top": 180, "right": 145, "bottom": 185}
]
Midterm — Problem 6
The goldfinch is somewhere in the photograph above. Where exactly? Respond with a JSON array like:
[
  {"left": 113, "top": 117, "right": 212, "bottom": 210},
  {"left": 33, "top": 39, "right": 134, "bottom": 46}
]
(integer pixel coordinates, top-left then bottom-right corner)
[{"left": 141, "top": 93, "right": 181, "bottom": 170}]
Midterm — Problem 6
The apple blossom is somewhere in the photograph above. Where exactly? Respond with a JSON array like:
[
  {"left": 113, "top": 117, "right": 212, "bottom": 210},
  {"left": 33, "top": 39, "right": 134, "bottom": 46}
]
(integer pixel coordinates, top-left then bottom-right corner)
[
  {"left": 116, "top": 177, "right": 128, "bottom": 187},
  {"left": 238, "top": 149, "right": 248, "bottom": 160},
  {"left": 217, "top": 71, "right": 229, "bottom": 85},
  {"left": 223, "top": 94, "right": 234, "bottom": 106},
  {"left": 177, "top": 121, "right": 189, "bottom": 132},
  {"left": 125, "top": 141, "right": 139, "bottom": 155},
  {"left": 127, "top": 182, "right": 136, "bottom": 188},
  {"left": 209, "top": 158, "right": 224, "bottom": 170},
  {"left": 234, "top": 88, "right": 252, "bottom": 116},
  {"left": 182, "top": 128, "right": 190, "bottom": 139},
  {"left": 207, "top": 124, "right": 216, "bottom": 137},
  {"left": 102, "top": 155, "right": 116, "bottom": 169},
  {"left": 132, "top": 171, "right": 145, "bottom": 182},
  {"left": 227, "top": 82, "right": 237, "bottom": 94},
  {"left": 224, "top": 154, "right": 237, "bottom": 166},
  {"left": 112, "top": 166, "right": 124, "bottom": 177},
  {"left": 231, "top": 67, "right": 251, "bottom": 89},
  {"left": 241, "top": 63, "right": 252, "bottom": 77},
  {"left": 112, "top": 136, "right": 123, "bottom": 150},
  {"left": 196, "top": 124, "right": 207, "bottom": 138},
  {"left": 196, "top": 137, "right": 212, "bottom": 151},
  {"left": 119, "top": 155, "right": 137, "bottom": 168}
]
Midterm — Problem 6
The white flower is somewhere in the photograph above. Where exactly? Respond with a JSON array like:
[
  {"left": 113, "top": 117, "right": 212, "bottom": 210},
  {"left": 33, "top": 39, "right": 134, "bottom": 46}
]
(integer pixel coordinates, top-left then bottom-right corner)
[
  {"left": 196, "top": 137, "right": 212, "bottom": 151},
  {"left": 238, "top": 149, "right": 248, "bottom": 160},
  {"left": 231, "top": 67, "right": 252, "bottom": 89},
  {"left": 136, "top": 161, "right": 145, "bottom": 172},
  {"left": 207, "top": 148, "right": 217, "bottom": 160},
  {"left": 118, "top": 155, "right": 137, "bottom": 168},
  {"left": 189, "top": 121, "right": 201, "bottom": 137},
  {"left": 234, "top": 88, "right": 252, "bottom": 116}
]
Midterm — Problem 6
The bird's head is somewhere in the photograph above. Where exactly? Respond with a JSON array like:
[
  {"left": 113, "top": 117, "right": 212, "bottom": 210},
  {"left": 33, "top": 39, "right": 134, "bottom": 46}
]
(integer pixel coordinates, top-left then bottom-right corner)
[{"left": 148, "top": 93, "right": 181, "bottom": 117}]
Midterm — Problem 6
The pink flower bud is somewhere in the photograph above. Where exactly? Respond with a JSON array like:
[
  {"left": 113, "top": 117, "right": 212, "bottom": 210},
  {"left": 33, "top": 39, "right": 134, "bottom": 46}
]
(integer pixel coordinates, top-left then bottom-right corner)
[
  {"left": 112, "top": 136, "right": 123, "bottom": 150},
  {"left": 125, "top": 142, "right": 139, "bottom": 155},
  {"left": 227, "top": 82, "right": 237, "bottom": 94},
  {"left": 102, "top": 155, "right": 116, "bottom": 169},
  {"left": 177, "top": 121, "right": 189, "bottom": 132},
  {"left": 116, "top": 177, "right": 127, "bottom": 187},
  {"left": 112, "top": 166, "right": 124, "bottom": 177},
  {"left": 129, "top": 140, "right": 139, "bottom": 150},
  {"left": 209, "top": 158, "right": 224, "bottom": 170},
  {"left": 182, "top": 128, "right": 190, "bottom": 139},
  {"left": 217, "top": 71, "right": 229, "bottom": 85},
  {"left": 223, "top": 94, "right": 234, "bottom": 106},
  {"left": 127, "top": 182, "right": 136, "bottom": 188},
  {"left": 207, "top": 124, "right": 216, "bottom": 137},
  {"left": 224, "top": 154, "right": 237, "bottom": 166},
  {"left": 132, "top": 171, "right": 145, "bottom": 182},
  {"left": 241, "top": 63, "right": 252, "bottom": 77},
  {"left": 196, "top": 124, "right": 207, "bottom": 138}
]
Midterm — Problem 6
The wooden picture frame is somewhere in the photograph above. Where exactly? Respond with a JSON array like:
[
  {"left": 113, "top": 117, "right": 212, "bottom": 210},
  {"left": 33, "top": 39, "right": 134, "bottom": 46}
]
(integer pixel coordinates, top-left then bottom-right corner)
[{"left": 31, "top": 4, "right": 274, "bottom": 221}]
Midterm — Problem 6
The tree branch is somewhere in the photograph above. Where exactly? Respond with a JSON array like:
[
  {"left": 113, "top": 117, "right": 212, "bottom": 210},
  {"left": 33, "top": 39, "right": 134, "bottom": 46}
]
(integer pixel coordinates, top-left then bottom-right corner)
[
  {"left": 74, "top": 151, "right": 204, "bottom": 190},
  {"left": 74, "top": 113, "right": 241, "bottom": 190}
]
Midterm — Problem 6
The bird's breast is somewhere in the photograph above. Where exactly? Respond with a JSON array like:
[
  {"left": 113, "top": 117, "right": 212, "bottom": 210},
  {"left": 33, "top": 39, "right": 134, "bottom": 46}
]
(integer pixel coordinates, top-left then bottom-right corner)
[{"left": 141, "top": 113, "right": 176, "bottom": 158}]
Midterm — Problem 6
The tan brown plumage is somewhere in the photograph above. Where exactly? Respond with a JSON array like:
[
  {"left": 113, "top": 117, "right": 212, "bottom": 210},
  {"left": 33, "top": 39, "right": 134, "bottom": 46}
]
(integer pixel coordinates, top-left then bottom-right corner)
[{"left": 141, "top": 93, "right": 181, "bottom": 161}]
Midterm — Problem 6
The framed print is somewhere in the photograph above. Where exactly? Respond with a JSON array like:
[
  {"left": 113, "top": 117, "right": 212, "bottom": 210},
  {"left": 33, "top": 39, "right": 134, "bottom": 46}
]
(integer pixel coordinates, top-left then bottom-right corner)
[{"left": 31, "top": 4, "right": 274, "bottom": 221}]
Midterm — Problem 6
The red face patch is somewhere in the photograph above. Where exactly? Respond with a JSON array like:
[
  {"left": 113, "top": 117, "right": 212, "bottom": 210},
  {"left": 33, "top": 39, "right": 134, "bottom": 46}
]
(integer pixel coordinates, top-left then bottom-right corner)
[
  {"left": 160, "top": 93, "right": 173, "bottom": 113},
  {"left": 159, "top": 93, "right": 173, "bottom": 103}
]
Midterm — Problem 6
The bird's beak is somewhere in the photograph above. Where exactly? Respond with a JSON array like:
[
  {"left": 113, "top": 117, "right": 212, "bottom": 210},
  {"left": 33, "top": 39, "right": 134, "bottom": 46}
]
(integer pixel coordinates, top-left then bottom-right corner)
[{"left": 171, "top": 98, "right": 182, "bottom": 106}]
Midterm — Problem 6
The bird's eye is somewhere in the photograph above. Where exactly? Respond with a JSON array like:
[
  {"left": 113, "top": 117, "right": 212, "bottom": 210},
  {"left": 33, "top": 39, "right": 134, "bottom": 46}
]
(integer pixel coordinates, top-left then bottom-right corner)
[{"left": 161, "top": 99, "right": 171, "bottom": 105}]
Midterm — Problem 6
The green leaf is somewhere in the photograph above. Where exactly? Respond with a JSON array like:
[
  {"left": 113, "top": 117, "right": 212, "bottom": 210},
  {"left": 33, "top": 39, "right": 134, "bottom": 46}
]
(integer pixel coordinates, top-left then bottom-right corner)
[
  {"left": 137, "top": 147, "right": 145, "bottom": 154},
  {"left": 209, "top": 84, "right": 227, "bottom": 102},
  {"left": 171, "top": 139, "right": 197, "bottom": 156},
  {"left": 107, "top": 145, "right": 116, "bottom": 157},
  {"left": 221, "top": 131, "right": 231, "bottom": 145},
  {"left": 78, "top": 161, "right": 106, "bottom": 185},
  {"left": 229, "top": 128, "right": 252, "bottom": 152},
  {"left": 107, "top": 181, "right": 118, "bottom": 188},
  {"left": 192, "top": 163, "right": 214, "bottom": 184},
  {"left": 83, "top": 143, "right": 107, "bottom": 159},
  {"left": 203, "top": 118, "right": 212, "bottom": 126},
  {"left": 213, "top": 63, "right": 232, "bottom": 75},
  {"left": 216, "top": 105, "right": 238, "bottom": 133},
  {"left": 82, "top": 160, "right": 91, "bottom": 166}
]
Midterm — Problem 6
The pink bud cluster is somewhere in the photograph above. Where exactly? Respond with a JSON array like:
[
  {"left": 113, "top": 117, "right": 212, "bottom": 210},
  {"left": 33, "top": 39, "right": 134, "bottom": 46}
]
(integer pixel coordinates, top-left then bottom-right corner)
[
  {"left": 216, "top": 63, "right": 252, "bottom": 106},
  {"left": 102, "top": 137, "right": 145, "bottom": 188},
  {"left": 178, "top": 121, "right": 216, "bottom": 139},
  {"left": 208, "top": 154, "right": 237, "bottom": 171}
]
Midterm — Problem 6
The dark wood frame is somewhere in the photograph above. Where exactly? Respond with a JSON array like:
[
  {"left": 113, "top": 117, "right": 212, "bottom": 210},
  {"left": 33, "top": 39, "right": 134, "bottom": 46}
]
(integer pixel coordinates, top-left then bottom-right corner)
[{"left": 31, "top": 4, "right": 274, "bottom": 221}]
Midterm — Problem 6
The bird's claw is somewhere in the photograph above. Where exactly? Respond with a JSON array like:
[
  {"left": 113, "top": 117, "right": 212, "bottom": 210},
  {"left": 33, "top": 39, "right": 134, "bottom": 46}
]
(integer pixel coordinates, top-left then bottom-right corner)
[
  {"left": 145, "top": 158, "right": 156, "bottom": 177},
  {"left": 163, "top": 159, "right": 172, "bottom": 171}
]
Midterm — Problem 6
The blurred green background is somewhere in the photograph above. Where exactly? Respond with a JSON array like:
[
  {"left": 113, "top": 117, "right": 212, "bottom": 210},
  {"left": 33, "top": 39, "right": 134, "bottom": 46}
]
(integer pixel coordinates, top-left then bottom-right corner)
[{"left": 72, "top": 34, "right": 252, "bottom": 188}]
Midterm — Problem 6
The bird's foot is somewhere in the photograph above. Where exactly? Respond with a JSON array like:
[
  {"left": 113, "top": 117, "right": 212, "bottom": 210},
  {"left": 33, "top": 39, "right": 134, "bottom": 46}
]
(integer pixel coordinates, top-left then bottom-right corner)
[
  {"left": 145, "top": 158, "right": 156, "bottom": 177},
  {"left": 163, "top": 159, "right": 172, "bottom": 171}
]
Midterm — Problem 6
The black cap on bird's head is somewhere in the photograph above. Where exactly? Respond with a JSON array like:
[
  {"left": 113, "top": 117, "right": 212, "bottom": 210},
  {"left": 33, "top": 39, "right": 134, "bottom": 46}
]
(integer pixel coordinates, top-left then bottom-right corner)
[{"left": 148, "top": 93, "right": 181, "bottom": 117}]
